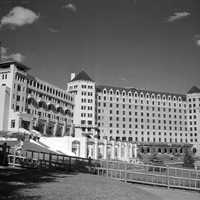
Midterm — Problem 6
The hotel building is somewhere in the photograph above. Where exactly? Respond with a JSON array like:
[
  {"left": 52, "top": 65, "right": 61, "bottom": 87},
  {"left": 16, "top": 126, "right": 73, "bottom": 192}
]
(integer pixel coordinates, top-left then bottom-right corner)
[
  {"left": 0, "top": 61, "right": 74, "bottom": 136},
  {"left": 66, "top": 71, "right": 200, "bottom": 154},
  {"left": 0, "top": 61, "right": 199, "bottom": 156}
]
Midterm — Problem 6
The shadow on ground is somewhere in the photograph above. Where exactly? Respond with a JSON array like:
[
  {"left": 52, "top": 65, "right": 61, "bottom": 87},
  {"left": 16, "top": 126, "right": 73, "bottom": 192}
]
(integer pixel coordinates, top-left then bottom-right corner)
[{"left": 0, "top": 167, "right": 77, "bottom": 200}]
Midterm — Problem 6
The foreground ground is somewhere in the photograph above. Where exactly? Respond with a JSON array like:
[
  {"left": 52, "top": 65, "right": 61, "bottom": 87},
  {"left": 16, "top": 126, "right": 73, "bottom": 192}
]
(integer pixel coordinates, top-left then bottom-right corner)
[{"left": 0, "top": 167, "right": 200, "bottom": 200}]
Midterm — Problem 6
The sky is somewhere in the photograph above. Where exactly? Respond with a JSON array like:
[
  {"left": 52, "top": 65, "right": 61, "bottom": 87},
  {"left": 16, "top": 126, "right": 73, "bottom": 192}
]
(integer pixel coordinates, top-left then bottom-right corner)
[{"left": 0, "top": 0, "right": 200, "bottom": 94}]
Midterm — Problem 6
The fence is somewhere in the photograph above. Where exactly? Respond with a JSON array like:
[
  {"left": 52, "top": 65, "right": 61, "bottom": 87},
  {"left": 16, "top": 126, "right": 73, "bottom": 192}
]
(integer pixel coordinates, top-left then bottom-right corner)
[
  {"left": 4, "top": 147, "right": 200, "bottom": 191},
  {"left": 94, "top": 160, "right": 200, "bottom": 191},
  {"left": 8, "top": 149, "right": 94, "bottom": 172}
]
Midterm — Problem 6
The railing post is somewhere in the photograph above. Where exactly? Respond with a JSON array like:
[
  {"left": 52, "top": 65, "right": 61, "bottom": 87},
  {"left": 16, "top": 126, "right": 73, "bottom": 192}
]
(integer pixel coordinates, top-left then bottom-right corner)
[
  {"left": 106, "top": 159, "right": 109, "bottom": 178},
  {"left": 69, "top": 156, "right": 71, "bottom": 171},
  {"left": 49, "top": 153, "right": 52, "bottom": 168},
  {"left": 167, "top": 165, "right": 170, "bottom": 189},
  {"left": 124, "top": 162, "right": 127, "bottom": 182}
]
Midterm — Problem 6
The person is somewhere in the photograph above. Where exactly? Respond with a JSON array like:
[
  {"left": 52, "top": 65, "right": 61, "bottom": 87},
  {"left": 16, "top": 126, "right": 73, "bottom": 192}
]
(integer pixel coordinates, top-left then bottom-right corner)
[
  {"left": 2, "top": 142, "right": 8, "bottom": 166},
  {"left": 88, "top": 156, "right": 92, "bottom": 173}
]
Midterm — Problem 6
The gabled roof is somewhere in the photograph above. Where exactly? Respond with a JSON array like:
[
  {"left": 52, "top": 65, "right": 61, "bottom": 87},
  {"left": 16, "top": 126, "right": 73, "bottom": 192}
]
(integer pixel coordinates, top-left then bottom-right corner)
[
  {"left": 70, "top": 70, "right": 94, "bottom": 82},
  {"left": 187, "top": 86, "right": 200, "bottom": 94}
]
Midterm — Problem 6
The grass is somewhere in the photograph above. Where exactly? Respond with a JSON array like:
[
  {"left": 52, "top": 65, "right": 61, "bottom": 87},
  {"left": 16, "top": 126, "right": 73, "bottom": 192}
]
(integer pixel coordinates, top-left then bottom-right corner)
[{"left": 0, "top": 167, "right": 200, "bottom": 200}]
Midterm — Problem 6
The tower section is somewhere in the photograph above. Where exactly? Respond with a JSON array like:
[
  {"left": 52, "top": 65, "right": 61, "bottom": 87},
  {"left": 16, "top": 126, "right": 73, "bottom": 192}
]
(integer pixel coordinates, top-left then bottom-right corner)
[{"left": 67, "top": 71, "right": 97, "bottom": 138}]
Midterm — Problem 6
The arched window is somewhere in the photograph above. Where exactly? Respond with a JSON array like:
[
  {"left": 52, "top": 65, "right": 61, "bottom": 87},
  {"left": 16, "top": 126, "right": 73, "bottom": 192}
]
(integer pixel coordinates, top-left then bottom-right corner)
[
  {"left": 103, "top": 89, "right": 107, "bottom": 94},
  {"left": 116, "top": 90, "right": 119, "bottom": 96},
  {"left": 134, "top": 91, "right": 138, "bottom": 97},
  {"left": 162, "top": 95, "right": 166, "bottom": 101},
  {"left": 173, "top": 96, "right": 177, "bottom": 101},
  {"left": 122, "top": 90, "right": 126, "bottom": 96}
]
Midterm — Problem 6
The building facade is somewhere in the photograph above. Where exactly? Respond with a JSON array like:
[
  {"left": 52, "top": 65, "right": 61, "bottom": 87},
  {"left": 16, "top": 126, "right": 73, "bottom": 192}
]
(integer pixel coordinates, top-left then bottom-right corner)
[
  {"left": 66, "top": 71, "right": 200, "bottom": 155},
  {"left": 0, "top": 62, "right": 200, "bottom": 157},
  {"left": 96, "top": 85, "right": 200, "bottom": 154},
  {"left": 67, "top": 71, "right": 97, "bottom": 138},
  {"left": 0, "top": 61, "right": 74, "bottom": 136}
]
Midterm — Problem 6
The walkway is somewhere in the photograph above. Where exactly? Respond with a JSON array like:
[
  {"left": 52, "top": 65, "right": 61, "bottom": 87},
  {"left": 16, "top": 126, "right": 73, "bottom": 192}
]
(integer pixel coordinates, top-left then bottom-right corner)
[{"left": 0, "top": 168, "right": 199, "bottom": 200}]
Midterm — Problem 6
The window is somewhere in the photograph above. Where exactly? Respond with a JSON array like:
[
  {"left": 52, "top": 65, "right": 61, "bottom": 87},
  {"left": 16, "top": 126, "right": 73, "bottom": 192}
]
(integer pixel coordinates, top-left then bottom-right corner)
[
  {"left": 16, "top": 95, "right": 20, "bottom": 101},
  {"left": 81, "top": 120, "right": 86, "bottom": 125},
  {"left": 16, "top": 105, "right": 20, "bottom": 111},
  {"left": 11, "top": 120, "right": 15, "bottom": 128},
  {"left": 17, "top": 85, "right": 21, "bottom": 91}
]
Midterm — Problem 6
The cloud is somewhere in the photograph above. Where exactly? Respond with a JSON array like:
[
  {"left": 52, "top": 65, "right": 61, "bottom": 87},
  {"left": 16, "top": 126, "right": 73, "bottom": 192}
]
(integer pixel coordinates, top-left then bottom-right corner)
[
  {"left": 120, "top": 77, "right": 128, "bottom": 81},
  {"left": 194, "top": 35, "right": 200, "bottom": 46},
  {"left": 9, "top": 53, "right": 25, "bottom": 62},
  {"left": 0, "top": 6, "right": 39, "bottom": 29},
  {"left": 63, "top": 3, "right": 77, "bottom": 12},
  {"left": 48, "top": 27, "right": 60, "bottom": 33},
  {"left": 167, "top": 11, "right": 191, "bottom": 22},
  {"left": 196, "top": 40, "right": 200, "bottom": 46},
  {"left": 1, "top": 46, "right": 25, "bottom": 62}
]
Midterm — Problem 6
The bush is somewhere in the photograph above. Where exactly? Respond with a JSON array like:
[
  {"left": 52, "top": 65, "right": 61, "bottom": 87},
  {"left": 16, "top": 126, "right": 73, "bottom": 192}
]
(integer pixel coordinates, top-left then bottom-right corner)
[{"left": 183, "top": 150, "right": 194, "bottom": 168}]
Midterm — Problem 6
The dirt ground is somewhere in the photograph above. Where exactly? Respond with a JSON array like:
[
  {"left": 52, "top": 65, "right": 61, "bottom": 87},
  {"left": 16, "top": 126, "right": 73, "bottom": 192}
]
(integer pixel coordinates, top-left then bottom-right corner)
[{"left": 0, "top": 167, "right": 200, "bottom": 200}]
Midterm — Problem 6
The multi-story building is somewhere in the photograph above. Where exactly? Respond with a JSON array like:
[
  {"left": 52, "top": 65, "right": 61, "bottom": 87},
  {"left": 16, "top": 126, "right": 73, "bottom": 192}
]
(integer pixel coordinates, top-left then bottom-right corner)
[
  {"left": 67, "top": 71, "right": 97, "bottom": 138},
  {"left": 65, "top": 71, "right": 200, "bottom": 154},
  {"left": 96, "top": 85, "right": 200, "bottom": 153},
  {"left": 0, "top": 61, "right": 74, "bottom": 136}
]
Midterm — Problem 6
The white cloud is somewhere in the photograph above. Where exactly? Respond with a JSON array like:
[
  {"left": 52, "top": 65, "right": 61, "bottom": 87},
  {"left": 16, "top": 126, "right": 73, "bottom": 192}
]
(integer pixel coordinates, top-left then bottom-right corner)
[
  {"left": 196, "top": 40, "right": 200, "bottom": 46},
  {"left": 9, "top": 53, "right": 25, "bottom": 62},
  {"left": 63, "top": 3, "right": 77, "bottom": 12},
  {"left": 48, "top": 27, "right": 60, "bottom": 33},
  {"left": 1, "top": 46, "right": 25, "bottom": 62},
  {"left": 120, "top": 77, "right": 128, "bottom": 82},
  {"left": 194, "top": 35, "right": 200, "bottom": 46},
  {"left": 0, "top": 6, "right": 39, "bottom": 29},
  {"left": 167, "top": 11, "right": 191, "bottom": 22}
]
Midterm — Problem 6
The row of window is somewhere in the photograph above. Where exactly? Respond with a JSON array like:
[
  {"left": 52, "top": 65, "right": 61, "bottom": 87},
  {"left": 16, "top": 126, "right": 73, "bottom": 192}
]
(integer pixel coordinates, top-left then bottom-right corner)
[
  {"left": 99, "top": 103, "right": 186, "bottom": 113},
  {"left": 101, "top": 136, "right": 197, "bottom": 143},
  {"left": 0, "top": 73, "right": 8, "bottom": 80},
  {"left": 101, "top": 129, "right": 195, "bottom": 136},
  {"left": 99, "top": 110, "right": 187, "bottom": 119},
  {"left": 27, "top": 109, "right": 69, "bottom": 122},
  {"left": 28, "top": 89, "right": 73, "bottom": 108},
  {"left": 81, "top": 98, "right": 93, "bottom": 103},
  {"left": 99, "top": 89, "right": 184, "bottom": 102},
  {"left": 81, "top": 113, "right": 93, "bottom": 118},
  {"left": 81, "top": 91, "right": 93, "bottom": 96},
  {"left": 81, "top": 106, "right": 93, "bottom": 110},
  {"left": 99, "top": 96, "right": 186, "bottom": 106},
  {"left": 106, "top": 123, "right": 187, "bottom": 131},
  {"left": 188, "top": 98, "right": 200, "bottom": 102},
  {"left": 100, "top": 116, "right": 187, "bottom": 125},
  {"left": 81, "top": 120, "right": 93, "bottom": 125},
  {"left": 28, "top": 79, "right": 72, "bottom": 101}
]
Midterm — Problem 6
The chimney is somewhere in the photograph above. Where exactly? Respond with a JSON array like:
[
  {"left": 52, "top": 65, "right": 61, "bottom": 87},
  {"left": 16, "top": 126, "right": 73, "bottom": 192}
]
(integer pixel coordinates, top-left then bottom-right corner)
[{"left": 71, "top": 73, "right": 75, "bottom": 80}]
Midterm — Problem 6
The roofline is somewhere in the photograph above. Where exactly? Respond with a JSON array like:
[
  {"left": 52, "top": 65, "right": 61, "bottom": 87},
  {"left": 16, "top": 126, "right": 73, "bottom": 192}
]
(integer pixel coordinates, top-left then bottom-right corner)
[
  {"left": 96, "top": 85, "right": 186, "bottom": 100},
  {"left": 0, "top": 60, "right": 30, "bottom": 71}
]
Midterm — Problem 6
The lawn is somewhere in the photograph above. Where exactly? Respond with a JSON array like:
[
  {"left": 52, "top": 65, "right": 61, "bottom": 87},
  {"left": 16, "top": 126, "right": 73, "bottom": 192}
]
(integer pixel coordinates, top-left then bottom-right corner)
[{"left": 0, "top": 167, "right": 200, "bottom": 200}]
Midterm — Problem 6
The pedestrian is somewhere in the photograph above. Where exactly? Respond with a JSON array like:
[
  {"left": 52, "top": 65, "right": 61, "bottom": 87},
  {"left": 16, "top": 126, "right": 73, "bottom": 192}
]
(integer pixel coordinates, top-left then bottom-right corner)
[{"left": 2, "top": 142, "right": 8, "bottom": 166}]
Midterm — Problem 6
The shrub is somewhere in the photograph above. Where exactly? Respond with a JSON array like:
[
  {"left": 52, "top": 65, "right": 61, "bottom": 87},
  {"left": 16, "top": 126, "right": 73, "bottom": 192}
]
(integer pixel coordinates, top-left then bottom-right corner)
[{"left": 183, "top": 150, "right": 194, "bottom": 168}]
